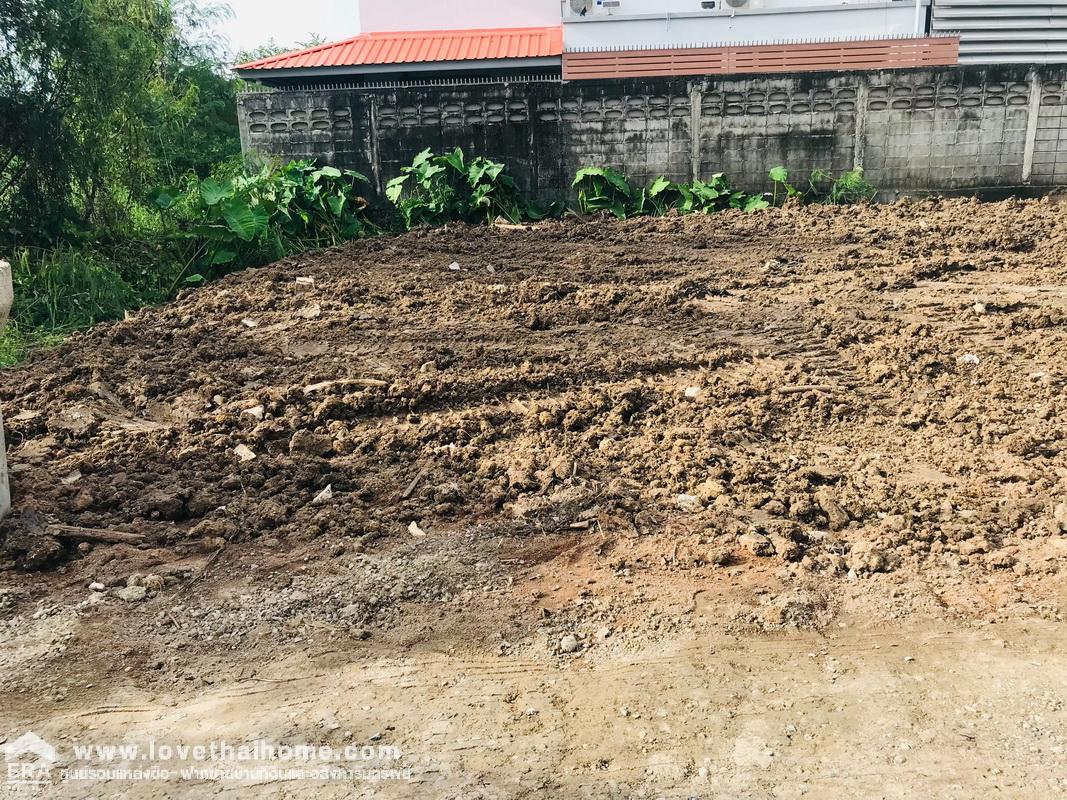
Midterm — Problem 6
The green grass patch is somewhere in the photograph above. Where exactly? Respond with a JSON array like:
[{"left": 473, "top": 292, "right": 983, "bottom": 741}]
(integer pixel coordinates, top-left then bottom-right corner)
[{"left": 0, "top": 323, "right": 67, "bottom": 368}]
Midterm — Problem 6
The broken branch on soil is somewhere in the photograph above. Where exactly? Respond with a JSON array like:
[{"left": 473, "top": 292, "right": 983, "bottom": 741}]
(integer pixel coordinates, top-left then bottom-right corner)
[
  {"left": 401, "top": 468, "right": 430, "bottom": 500},
  {"left": 777, "top": 384, "right": 834, "bottom": 395},
  {"left": 49, "top": 525, "right": 145, "bottom": 544}
]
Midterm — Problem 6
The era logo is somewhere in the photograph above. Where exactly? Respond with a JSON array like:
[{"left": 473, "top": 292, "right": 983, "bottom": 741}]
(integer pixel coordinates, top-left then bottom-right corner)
[{"left": 3, "top": 732, "right": 57, "bottom": 786}]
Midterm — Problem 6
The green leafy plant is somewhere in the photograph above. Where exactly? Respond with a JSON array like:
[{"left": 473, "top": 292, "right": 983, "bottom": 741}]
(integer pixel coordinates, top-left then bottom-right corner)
[
  {"left": 156, "top": 160, "right": 373, "bottom": 282},
  {"left": 694, "top": 174, "right": 750, "bottom": 213},
  {"left": 386, "top": 148, "right": 538, "bottom": 229},
  {"left": 825, "top": 167, "right": 877, "bottom": 205},
  {"left": 769, "top": 166, "right": 800, "bottom": 205},
  {"left": 768, "top": 165, "right": 877, "bottom": 206},
  {"left": 646, "top": 176, "right": 681, "bottom": 215},
  {"left": 584, "top": 169, "right": 770, "bottom": 218},
  {"left": 572, "top": 166, "right": 643, "bottom": 219},
  {"left": 742, "top": 194, "right": 771, "bottom": 212}
]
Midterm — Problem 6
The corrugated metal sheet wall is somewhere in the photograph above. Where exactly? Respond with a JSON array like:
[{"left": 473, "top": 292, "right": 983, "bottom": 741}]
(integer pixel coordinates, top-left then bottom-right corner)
[{"left": 932, "top": 0, "right": 1067, "bottom": 64}]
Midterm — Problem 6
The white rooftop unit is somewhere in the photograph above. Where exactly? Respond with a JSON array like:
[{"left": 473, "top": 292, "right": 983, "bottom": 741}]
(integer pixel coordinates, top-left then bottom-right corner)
[{"left": 931, "top": 0, "right": 1067, "bottom": 63}]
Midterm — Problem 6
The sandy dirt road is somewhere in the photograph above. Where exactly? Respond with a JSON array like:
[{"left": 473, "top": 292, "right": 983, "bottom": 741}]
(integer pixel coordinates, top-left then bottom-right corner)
[{"left": 1, "top": 618, "right": 1065, "bottom": 798}]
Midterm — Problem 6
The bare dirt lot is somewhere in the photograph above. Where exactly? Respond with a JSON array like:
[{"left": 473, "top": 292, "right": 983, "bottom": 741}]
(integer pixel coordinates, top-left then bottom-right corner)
[{"left": 1, "top": 199, "right": 1066, "bottom": 798}]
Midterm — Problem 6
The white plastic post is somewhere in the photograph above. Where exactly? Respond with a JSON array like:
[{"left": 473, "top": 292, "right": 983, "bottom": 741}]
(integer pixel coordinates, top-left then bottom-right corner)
[{"left": 0, "top": 259, "right": 11, "bottom": 519}]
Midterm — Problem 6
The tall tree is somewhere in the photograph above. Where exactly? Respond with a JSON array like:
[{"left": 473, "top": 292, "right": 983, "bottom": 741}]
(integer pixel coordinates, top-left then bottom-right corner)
[{"left": 0, "top": 0, "right": 240, "bottom": 243}]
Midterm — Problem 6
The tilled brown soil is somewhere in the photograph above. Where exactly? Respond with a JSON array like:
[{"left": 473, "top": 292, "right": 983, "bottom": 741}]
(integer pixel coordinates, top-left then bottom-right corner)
[
  {"left": 3, "top": 200, "right": 1067, "bottom": 800},
  {"left": 2, "top": 198, "right": 1066, "bottom": 625}
]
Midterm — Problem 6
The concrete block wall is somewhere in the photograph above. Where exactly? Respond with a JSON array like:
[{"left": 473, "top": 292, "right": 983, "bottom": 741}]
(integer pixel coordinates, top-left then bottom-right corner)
[
  {"left": 238, "top": 64, "right": 1067, "bottom": 202},
  {"left": 1033, "top": 74, "right": 1067, "bottom": 184}
]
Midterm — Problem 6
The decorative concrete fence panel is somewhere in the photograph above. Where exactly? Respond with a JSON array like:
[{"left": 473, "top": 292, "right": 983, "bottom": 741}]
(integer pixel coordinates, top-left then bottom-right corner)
[{"left": 239, "top": 64, "right": 1067, "bottom": 201}]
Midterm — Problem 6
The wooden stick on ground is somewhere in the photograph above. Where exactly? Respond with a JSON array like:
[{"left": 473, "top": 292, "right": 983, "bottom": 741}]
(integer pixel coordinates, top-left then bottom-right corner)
[
  {"left": 48, "top": 524, "right": 146, "bottom": 544},
  {"left": 401, "top": 467, "right": 430, "bottom": 500},
  {"left": 778, "top": 384, "right": 834, "bottom": 395}
]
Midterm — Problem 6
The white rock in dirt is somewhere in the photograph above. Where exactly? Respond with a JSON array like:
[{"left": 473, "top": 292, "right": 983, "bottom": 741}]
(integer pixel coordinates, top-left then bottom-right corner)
[
  {"left": 114, "top": 586, "right": 147, "bottom": 603},
  {"left": 233, "top": 444, "right": 257, "bottom": 462},
  {"left": 408, "top": 521, "right": 427, "bottom": 537},
  {"left": 88, "top": 582, "right": 105, "bottom": 592},
  {"left": 240, "top": 318, "right": 258, "bottom": 329},
  {"left": 294, "top": 276, "right": 315, "bottom": 292},
  {"left": 312, "top": 485, "right": 333, "bottom": 505},
  {"left": 676, "top": 494, "right": 704, "bottom": 513},
  {"left": 958, "top": 353, "right": 980, "bottom": 365},
  {"left": 242, "top": 405, "right": 265, "bottom": 421},
  {"left": 559, "top": 634, "right": 580, "bottom": 654},
  {"left": 448, "top": 261, "right": 462, "bottom": 271},
  {"left": 683, "top": 386, "right": 701, "bottom": 399}
]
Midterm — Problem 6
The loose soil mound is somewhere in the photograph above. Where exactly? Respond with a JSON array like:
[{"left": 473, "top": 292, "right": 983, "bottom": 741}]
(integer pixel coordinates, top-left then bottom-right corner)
[
  {"left": 2, "top": 198, "right": 1065, "bottom": 620},
  {"left": 4, "top": 198, "right": 1067, "bottom": 799}
]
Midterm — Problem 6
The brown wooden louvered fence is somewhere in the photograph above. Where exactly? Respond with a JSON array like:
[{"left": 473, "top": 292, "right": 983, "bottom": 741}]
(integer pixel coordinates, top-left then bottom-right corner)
[{"left": 563, "top": 35, "right": 960, "bottom": 81}]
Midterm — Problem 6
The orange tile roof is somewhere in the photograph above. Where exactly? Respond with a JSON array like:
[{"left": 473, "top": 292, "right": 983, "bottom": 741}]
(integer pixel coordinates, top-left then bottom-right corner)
[{"left": 236, "top": 26, "right": 564, "bottom": 71}]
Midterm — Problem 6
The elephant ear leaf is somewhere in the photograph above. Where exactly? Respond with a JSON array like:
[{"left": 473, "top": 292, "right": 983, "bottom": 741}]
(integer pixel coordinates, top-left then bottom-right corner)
[
  {"left": 222, "top": 199, "right": 269, "bottom": 241},
  {"left": 385, "top": 175, "right": 409, "bottom": 203},
  {"left": 200, "top": 177, "right": 231, "bottom": 206},
  {"left": 649, "top": 176, "right": 672, "bottom": 197},
  {"left": 743, "top": 195, "right": 770, "bottom": 213}
]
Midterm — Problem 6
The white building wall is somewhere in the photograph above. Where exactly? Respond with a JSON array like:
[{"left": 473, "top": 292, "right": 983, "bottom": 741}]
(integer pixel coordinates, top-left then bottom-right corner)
[
  {"left": 566, "top": 0, "right": 912, "bottom": 16},
  {"left": 564, "top": 1, "right": 928, "bottom": 49},
  {"left": 358, "top": 0, "right": 561, "bottom": 32}
]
